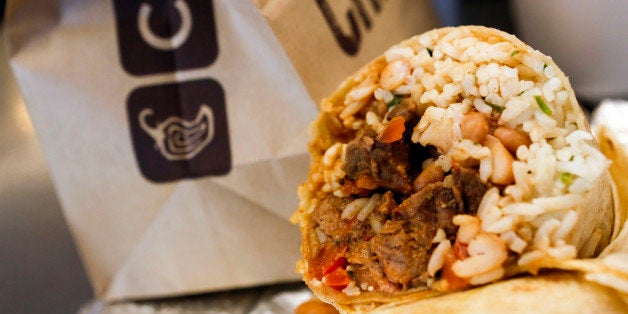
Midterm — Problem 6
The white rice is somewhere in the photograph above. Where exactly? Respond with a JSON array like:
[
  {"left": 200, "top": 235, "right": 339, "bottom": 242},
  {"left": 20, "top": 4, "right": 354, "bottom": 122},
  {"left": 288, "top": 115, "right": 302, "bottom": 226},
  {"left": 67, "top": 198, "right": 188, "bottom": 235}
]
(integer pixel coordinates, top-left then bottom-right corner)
[
  {"left": 432, "top": 228, "right": 448, "bottom": 243},
  {"left": 500, "top": 231, "right": 527, "bottom": 253},
  {"left": 452, "top": 234, "right": 507, "bottom": 278},
  {"left": 315, "top": 227, "right": 328, "bottom": 244},
  {"left": 517, "top": 250, "right": 545, "bottom": 267},
  {"left": 427, "top": 240, "right": 451, "bottom": 276},
  {"left": 552, "top": 210, "right": 578, "bottom": 242},
  {"left": 341, "top": 281, "right": 362, "bottom": 296},
  {"left": 322, "top": 143, "right": 343, "bottom": 167},
  {"left": 502, "top": 203, "right": 545, "bottom": 216},
  {"left": 341, "top": 198, "right": 369, "bottom": 220},
  {"left": 483, "top": 216, "right": 518, "bottom": 234},
  {"left": 369, "top": 214, "right": 383, "bottom": 234},
  {"left": 532, "top": 194, "right": 584, "bottom": 212},
  {"left": 533, "top": 219, "right": 561, "bottom": 250},
  {"left": 468, "top": 267, "right": 505, "bottom": 285},
  {"left": 547, "top": 245, "right": 577, "bottom": 260},
  {"left": 385, "top": 46, "right": 415, "bottom": 63},
  {"left": 454, "top": 215, "right": 481, "bottom": 243},
  {"left": 374, "top": 87, "right": 394, "bottom": 104},
  {"left": 356, "top": 194, "right": 381, "bottom": 221}
]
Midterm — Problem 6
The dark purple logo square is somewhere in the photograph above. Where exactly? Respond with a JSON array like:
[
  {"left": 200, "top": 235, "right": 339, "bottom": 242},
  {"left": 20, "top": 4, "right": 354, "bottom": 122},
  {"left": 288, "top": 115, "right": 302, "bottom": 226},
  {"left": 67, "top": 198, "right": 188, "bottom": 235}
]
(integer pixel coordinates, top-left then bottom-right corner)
[{"left": 127, "top": 79, "right": 231, "bottom": 182}]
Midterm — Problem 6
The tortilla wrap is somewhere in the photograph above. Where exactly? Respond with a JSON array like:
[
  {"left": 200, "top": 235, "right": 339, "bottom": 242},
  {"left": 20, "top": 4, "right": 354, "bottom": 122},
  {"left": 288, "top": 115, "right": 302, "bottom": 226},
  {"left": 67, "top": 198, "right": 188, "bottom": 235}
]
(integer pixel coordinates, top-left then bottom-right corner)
[
  {"left": 371, "top": 271, "right": 627, "bottom": 314},
  {"left": 292, "top": 26, "right": 621, "bottom": 312}
]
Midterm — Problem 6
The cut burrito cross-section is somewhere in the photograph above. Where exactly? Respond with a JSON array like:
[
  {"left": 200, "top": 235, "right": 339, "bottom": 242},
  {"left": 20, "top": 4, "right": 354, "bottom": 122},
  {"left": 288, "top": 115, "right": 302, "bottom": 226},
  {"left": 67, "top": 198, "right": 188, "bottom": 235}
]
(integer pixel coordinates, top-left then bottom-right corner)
[{"left": 292, "top": 26, "right": 617, "bottom": 313}]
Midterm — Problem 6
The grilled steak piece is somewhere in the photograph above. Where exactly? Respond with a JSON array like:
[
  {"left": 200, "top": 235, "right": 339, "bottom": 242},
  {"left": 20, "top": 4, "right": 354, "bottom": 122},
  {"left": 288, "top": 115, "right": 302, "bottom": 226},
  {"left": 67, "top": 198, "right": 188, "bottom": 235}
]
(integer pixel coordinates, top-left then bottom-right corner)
[{"left": 343, "top": 129, "right": 413, "bottom": 195}]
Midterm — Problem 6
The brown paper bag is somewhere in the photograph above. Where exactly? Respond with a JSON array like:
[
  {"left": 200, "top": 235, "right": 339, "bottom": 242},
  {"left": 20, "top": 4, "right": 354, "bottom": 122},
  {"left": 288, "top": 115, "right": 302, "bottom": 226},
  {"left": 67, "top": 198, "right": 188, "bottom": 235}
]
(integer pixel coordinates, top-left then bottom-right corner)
[{"left": 4, "top": 0, "right": 437, "bottom": 301}]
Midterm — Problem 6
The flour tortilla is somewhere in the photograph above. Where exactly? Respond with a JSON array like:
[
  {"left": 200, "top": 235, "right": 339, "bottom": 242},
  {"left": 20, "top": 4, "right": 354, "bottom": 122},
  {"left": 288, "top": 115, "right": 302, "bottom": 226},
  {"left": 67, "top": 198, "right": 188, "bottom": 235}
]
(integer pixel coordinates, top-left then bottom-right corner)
[{"left": 370, "top": 271, "right": 627, "bottom": 314}]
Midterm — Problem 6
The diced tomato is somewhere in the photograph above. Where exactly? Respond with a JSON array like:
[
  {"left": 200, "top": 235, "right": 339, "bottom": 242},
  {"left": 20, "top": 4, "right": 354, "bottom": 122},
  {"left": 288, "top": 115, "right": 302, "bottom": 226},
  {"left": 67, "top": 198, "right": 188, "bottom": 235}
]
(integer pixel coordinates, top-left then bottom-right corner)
[
  {"left": 323, "top": 267, "right": 352, "bottom": 290},
  {"left": 324, "top": 256, "right": 348, "bottom": 275},
  {"left": 377, "top": 116, "right": 405, "bottom": 143},
  {"left": 313, "top": 244, "right": 347, "bottom": 279},
  {"left": 313, "top": 243, "right": 352, "bottom": 290}
]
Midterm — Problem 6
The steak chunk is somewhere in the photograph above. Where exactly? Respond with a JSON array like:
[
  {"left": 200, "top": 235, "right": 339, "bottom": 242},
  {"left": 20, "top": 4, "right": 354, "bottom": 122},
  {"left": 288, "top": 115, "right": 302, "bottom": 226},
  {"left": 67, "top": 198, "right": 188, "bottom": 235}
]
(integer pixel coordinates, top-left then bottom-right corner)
[
  {"left": 394, "top": 182, "right": 464, "bottom": 241},
  {"left": 371, "top": 220, "right": 428, "bottom": 288},
  {"left": 342, "top": 131, "right": 375, "bottom": 181},
  {"left": 313, "top": 195, "right": 367, "bottom": 241},
  {"left": 343, "top": 129, "right": 413, "bottom": 195},
  {"left": 368, "top": 182, "right": 465, "bottom": 288},
  {"left": 452, "top": 167, "right": 488, "bottom": 214},
  {"left": 346, "top": 241, "right": 400, "bottom": 293}
]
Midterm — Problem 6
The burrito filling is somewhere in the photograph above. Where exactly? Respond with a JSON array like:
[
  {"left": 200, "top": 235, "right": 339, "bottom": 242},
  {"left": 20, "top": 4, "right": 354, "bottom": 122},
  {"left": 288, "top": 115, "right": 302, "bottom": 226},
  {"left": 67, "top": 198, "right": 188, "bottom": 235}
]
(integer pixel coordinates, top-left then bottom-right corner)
[{"left": 301, "top": 29, "right": 609, "bottom": 296}]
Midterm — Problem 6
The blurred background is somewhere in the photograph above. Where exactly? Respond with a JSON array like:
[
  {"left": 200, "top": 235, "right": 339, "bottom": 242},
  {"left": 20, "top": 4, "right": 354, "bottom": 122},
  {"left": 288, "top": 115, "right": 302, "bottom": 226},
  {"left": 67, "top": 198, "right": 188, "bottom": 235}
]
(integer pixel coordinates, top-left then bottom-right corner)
[
  {"left": 433, "top": 0, "right": 628, "bottom": 108},
  {"left": 1, "top": 0, "right": 626, "bottom": 313},
  {"left": 0, "top": 1, "right": 94, "bottom": 314}
]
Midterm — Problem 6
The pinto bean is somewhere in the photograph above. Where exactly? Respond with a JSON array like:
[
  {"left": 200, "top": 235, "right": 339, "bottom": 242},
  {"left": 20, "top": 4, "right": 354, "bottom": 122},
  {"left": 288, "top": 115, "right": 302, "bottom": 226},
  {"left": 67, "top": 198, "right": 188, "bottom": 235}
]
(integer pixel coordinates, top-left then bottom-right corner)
[
  {"left": 413, "top": 162, "right": 445, "bottom": 192},
  {"left": 380, "top": 59, "right": 410, "bottom": 90},
  {"left": 460, "top": 112, "right": 490, "bottom": 144},
  {"left": 493, "top": 126, "right": 531, "bottom": 155},
  {"left": 485, "top": 135, "right": 514, "bottom": 185},
  {"left": 295, "top": 299, "right": 339, "bottom": 314}
]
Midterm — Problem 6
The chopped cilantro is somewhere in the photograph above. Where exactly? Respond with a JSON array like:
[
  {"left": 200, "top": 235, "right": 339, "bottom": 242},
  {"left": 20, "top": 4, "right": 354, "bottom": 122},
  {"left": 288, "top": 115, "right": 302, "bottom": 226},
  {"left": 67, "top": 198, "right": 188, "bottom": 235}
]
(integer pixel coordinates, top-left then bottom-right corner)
[
  {"left": 569, "top": 155, "right": 575, "bottom": 161},
  {"left": 426, "top": 47, "right": 433, "bottom": 57},
  {"left": 511, "top": 50, "right": 520, "bottom": 56},
  {"left": 543, "top": 63, "right": 549, "bottom": 70},
  {"left": 387, "top": 94, "right": 403, "bottom": 109},
  {"left": 486, "top": 102, "right": 505, "bottom": 113},
  {"left": 561, "top": 172, "right": 575, "bottom": 185},
  {"left": 517, "top": 91, "right": 526, "bottom": 96},
  {"left": 534, "top": 95, "right": 553, "bottom": 115},
  {"left": 347, "top": 270, "right": 357, "bottom": 281}
]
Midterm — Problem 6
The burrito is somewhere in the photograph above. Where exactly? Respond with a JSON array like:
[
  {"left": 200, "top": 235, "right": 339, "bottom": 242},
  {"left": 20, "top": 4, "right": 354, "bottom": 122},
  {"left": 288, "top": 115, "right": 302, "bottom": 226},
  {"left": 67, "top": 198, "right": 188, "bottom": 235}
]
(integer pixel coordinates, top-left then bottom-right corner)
[{"left": 292, "top": 26, "right": 617, "bottom": 312}]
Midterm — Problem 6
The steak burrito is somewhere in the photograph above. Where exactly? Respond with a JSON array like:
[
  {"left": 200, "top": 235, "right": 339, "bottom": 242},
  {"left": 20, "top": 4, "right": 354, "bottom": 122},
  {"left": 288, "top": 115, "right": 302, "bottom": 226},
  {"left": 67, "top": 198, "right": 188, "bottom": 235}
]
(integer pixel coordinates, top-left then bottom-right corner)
[{"left": 292, "top": 26, "right": 617, "bottom": 312}]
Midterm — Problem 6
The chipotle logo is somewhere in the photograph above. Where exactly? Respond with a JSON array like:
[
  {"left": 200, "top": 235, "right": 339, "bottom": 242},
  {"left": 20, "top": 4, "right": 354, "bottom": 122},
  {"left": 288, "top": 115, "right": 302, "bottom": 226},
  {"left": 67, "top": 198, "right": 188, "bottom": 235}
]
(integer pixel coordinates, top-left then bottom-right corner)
[
  {"left": 113, "top": 0, "right": 231, "bottom": 182},
  {"left": 316, "top": 0, "right": 384, "bottom": 56},
  {"left": 113, "top": 0, "right": 218, "bottom": 75}
]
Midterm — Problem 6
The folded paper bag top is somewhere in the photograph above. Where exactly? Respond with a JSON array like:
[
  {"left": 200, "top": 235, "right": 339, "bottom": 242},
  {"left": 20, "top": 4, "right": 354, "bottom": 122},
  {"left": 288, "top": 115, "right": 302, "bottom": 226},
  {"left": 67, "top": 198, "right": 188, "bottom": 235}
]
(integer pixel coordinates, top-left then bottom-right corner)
[
  {"left": 3, "top": 0, "right": 438, "bottom": 301},
  {"left": 293, "top": 26, "right": 623, "bottom": 313}
]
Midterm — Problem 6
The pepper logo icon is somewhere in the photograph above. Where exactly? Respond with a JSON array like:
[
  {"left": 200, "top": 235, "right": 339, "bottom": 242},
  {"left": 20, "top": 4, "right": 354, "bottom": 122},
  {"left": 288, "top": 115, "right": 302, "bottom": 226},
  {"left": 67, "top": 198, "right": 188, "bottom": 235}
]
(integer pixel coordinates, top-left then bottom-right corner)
[
  {"left": 139, "top": 104, "right": 214, "bottom": 161},
  {"left": 127, "top": 79, "right": 231, "bottom": 182}
]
